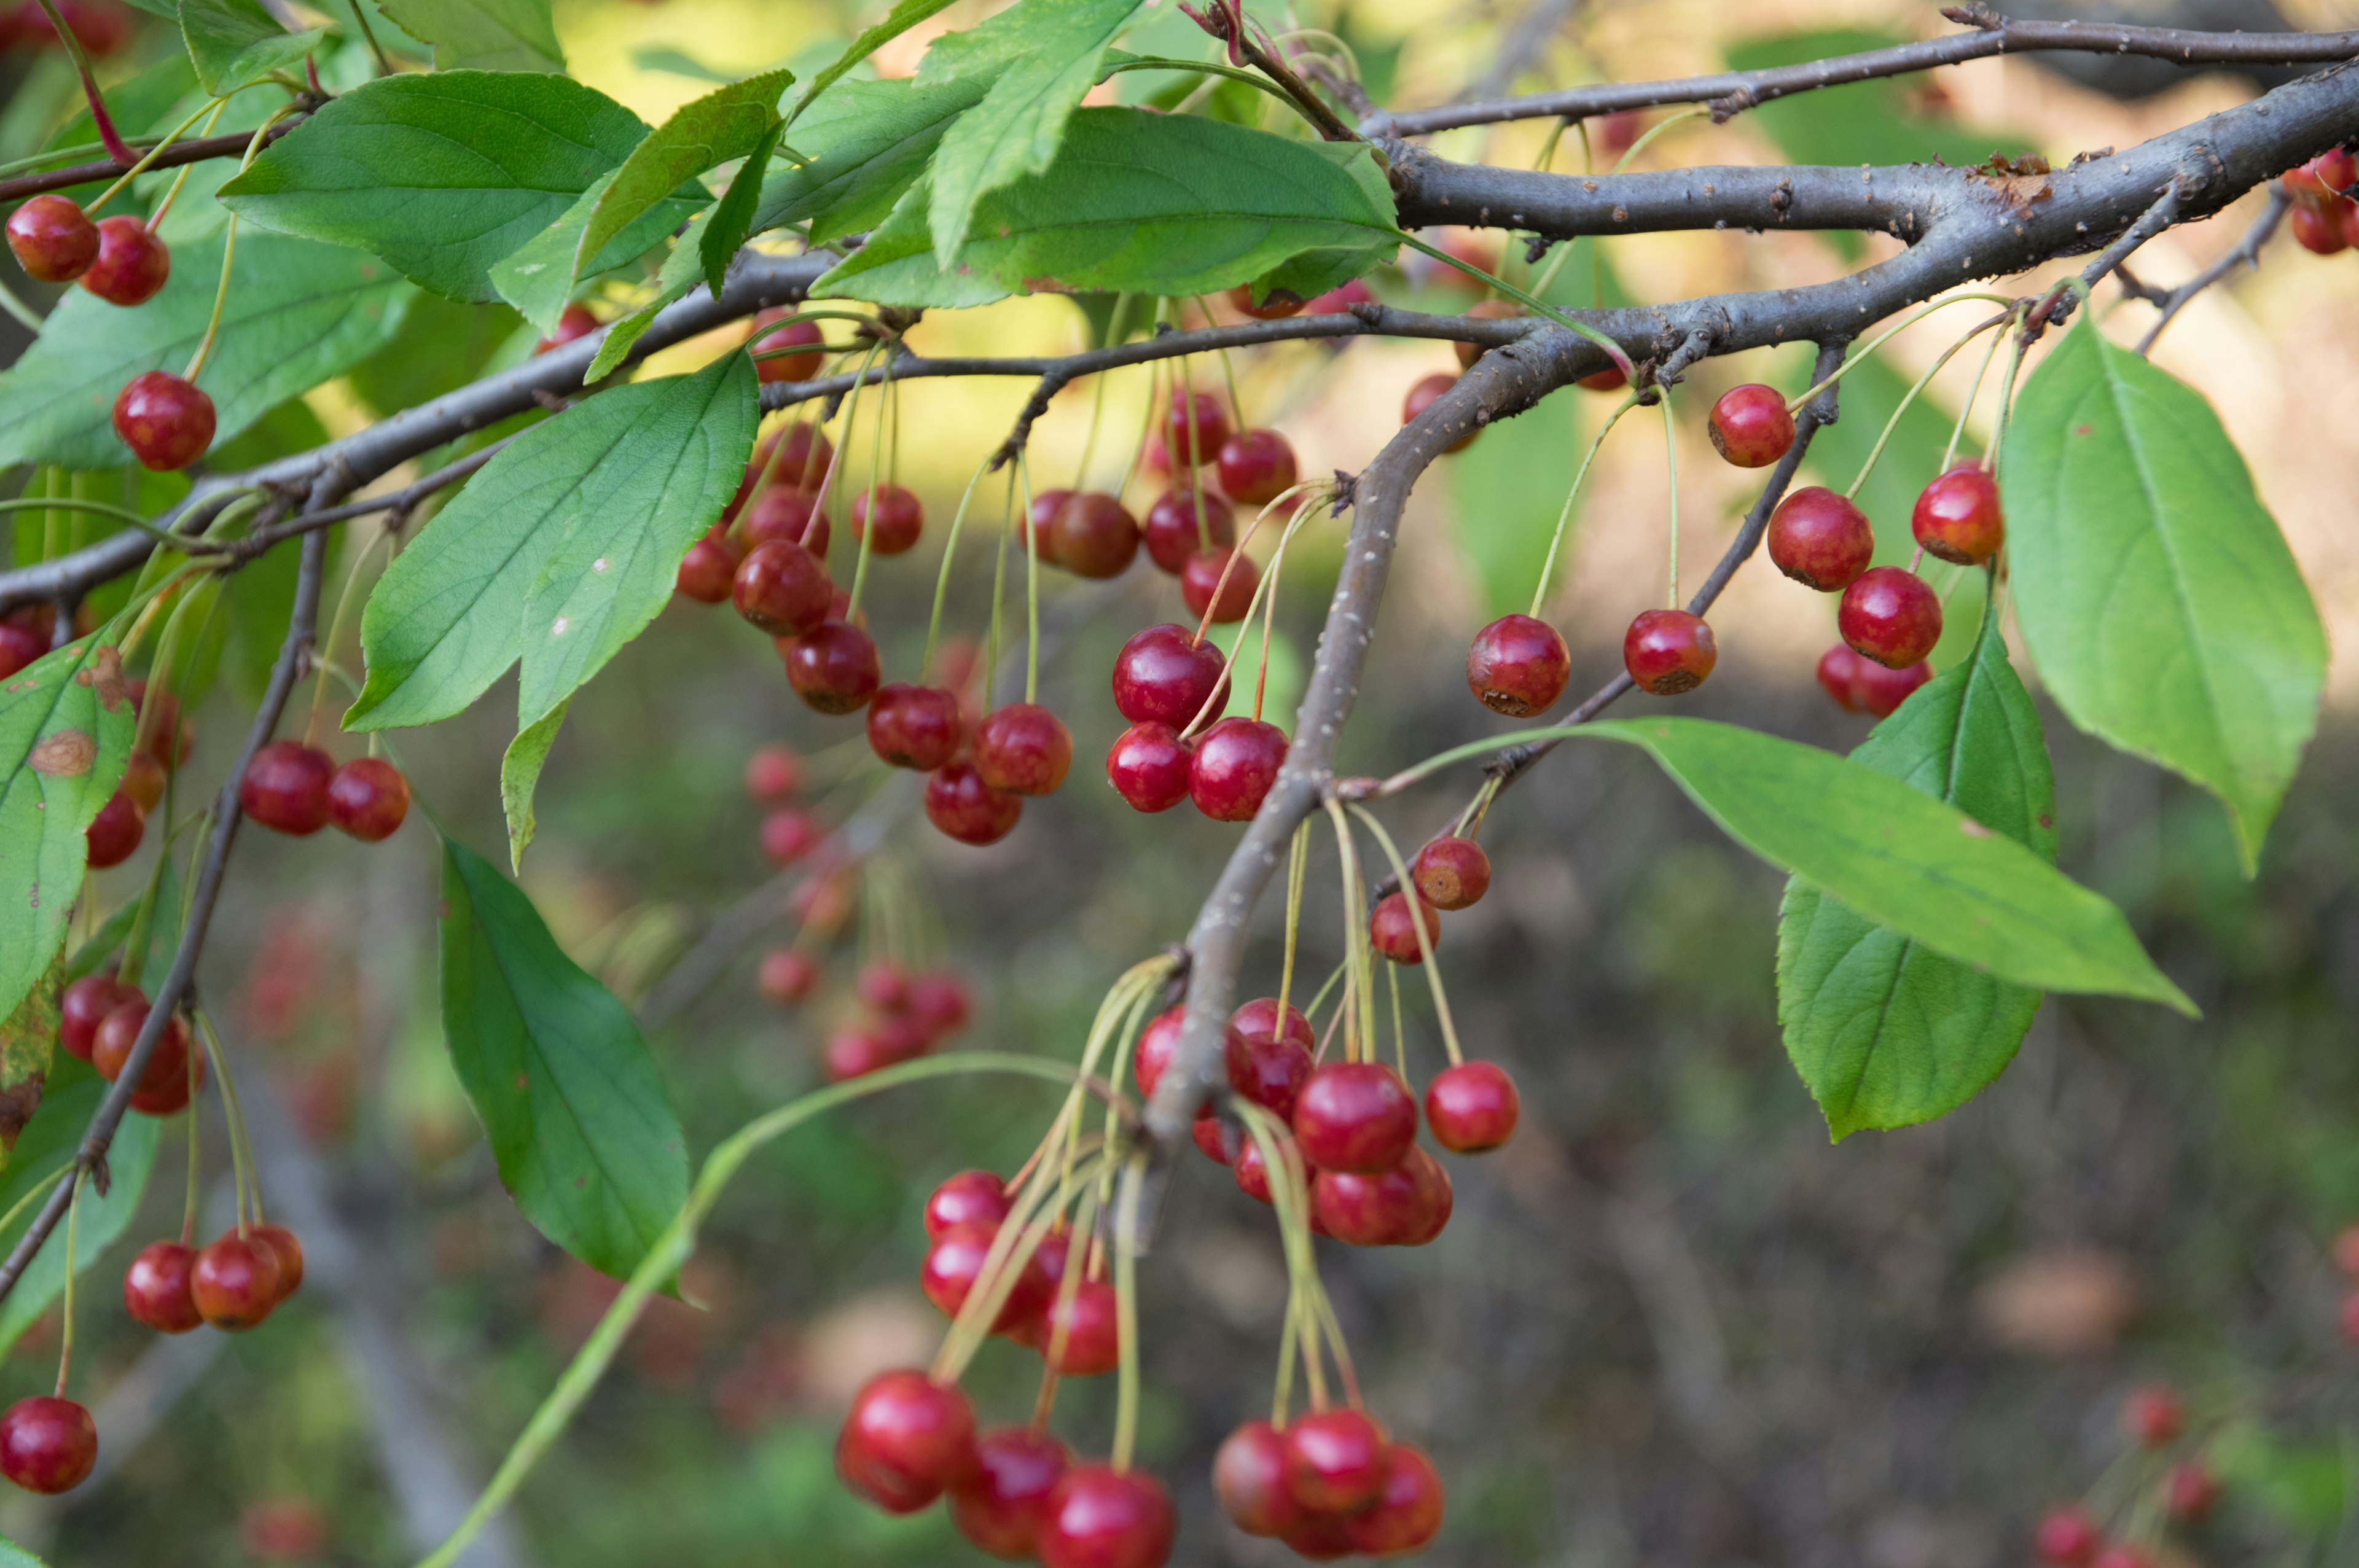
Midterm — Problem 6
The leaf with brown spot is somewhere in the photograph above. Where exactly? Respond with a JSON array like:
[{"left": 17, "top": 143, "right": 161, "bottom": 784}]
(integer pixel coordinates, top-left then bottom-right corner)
[
  {"left": 0, "top": 950, "right": 60, "bottom": 1173},
  {"left": 26, "top": 731, "right": 95, "bottom": 778}
]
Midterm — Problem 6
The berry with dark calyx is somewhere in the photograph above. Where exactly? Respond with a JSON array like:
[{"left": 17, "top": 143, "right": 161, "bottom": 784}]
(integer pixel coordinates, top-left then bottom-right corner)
[
  {"left": 1215, "top": 1419, "right": 1305, "bottom": 1537},
  {"left": 1767, "top": 486, "right": 1874, "bottom": 591},
  {"left": 1187, "top": 717, "right": 1286, "bottom": 822},
  {"left": 1232, "top": 996, "right": 1314, "bottom": 1052},
  {"left": 326, "top": 757, "right": 409, "bottom": 841},
  {"left": 1840, "top": 567, "right": 1943, "bottom": 668},
  {"left": 750, "top": 313, "right": 825, "bottom": 383},
  {"left": 921, "top": 1221, "right": 1053, "bottom": 1333},
  {"left": 240, "top": 740, "right": 334, "bottom": 835},
  {"left": 1143, "top": 487, "right": 1234, "bottom": 575},
  {"left": 1707, "top": 383, "right": 1795, "bottom": 467},
  {"left": 60, "top": 974, "right": 136, "bottom": 1061},
  {"left": 759, "top": 806, "right": 823, "bottom": 867},
  {"left": 192, "top": 1229, "right": 283, "bottom": 1330},
  {"left": 2033, "top": 1505, "right": 2102, "bottom": 1566},
  {"left": 1466, "top": 614, "right": 1570, "bottom": 717},
  {"left": 6, "top": 194, "right": 98, "bottom": 282},
  {"left": 1425, "top": 1061, "right": 1520, "bottom": 1153},
  {"left": 1911, "top": 464, "right": 2005, "bottom": 564},
  {"left": 1402, "top": 372, "right": 1476, "bottom": 453},
  {"left": 909, "top": 972, "right": 971, "bottom": 1040},
  {"left": 85, "top": 789, "right": 144, "bottom": 868},
  {"left": 1227, "top": 283, "right": 1305, "bottom": 319},
  {"left": 757, "top": 947, "right": 819, "bottom": 1003},
  {"left": 93, "top": 998, "right": 205, "bottom": 1116},
  {"left": 1036, "top": 1465, "right": 1175, "bottom": 1568},
  {"left": 867, "top": 684, "right": 964, "bottom": 771},
  {"left": 1112, "top": 623, "right": 1228, "bottom": 727},
  {"left": 675, "top": 528, "right": 740, "bottom": 603},
  {"left": 2290, "top": 202, "right": 2348, "bottom": 254},
  {"left": 1226, "top": 1029, "right": 1312, "bottom": 1122},
  {"left": 2124, "top": 1385, "right": 2184, "bottom": 1446},
  {"left": 1452, "top": 298, "right": 1522, "bottom": 369},
  {"left": 1180, "top": 546, "right": 1258, "bottom": 624},
  {"left": 1293, "top": 1061, "right": 1417, "bottom": 1173},
  {"left": 81, "top": 216, "right": 168, "bottom": 305},
  {"left": 1315, "top": 1145, "right": 1451, "bottom": 1246},
  {"left": 1039, "top": 1280, "right": 1119, "bottom": 1376},
  {"left": 112, "top": 371, "right": 214, "bottom": 471},
  {"left": 926, "top": 762, "right": 1023, "bottom": 845},
  {"left": 123, "top": 1239, "right": 203, "bottom": 1333},
  {"left": 0, "top": 1397, "right": 96, "bottom": 1494},
  {"left": 1369, "top": 891, "right": 1440, "bottom": 964},
  {"left": 533, "top": 303, "right": 600, "bottom": 354},
  {"left": 926, "top": 1171, "right": 1011, "bottom": 1240},
  {"left": 745, "top": 744, "right": 803, "bottom": 802},
  {"left": 1216, "top": 429, "right": 1300, "bottom": 507},
  {"left": 739, "top": 486, "right": 827, "bottom": 556},
  {"left": 1412, "top": 836, "right": 1490, "bottom": 910},
  {"left": 734, "top": 539, "right": 832, "bottom": 636},
  {"left": 783, "top": 621, "right": 882, "bottom": 714},
  {"left": 250, "top": 1223, "right": 304, "bottom": 1301},
  {"left": 1049, "top": 491, "right": 1141, "bottom": 580},
  {"left": 2165, "top": 1461, "right": 2221, "bottom": 1523},
  {"left": 851, "top": 484, "right": 924, "bottom": 555},
  {"left": 953, "top": 1427, "right": 1071, "bottom": 1559},
  {"left": 837, "top": 1369, "right": 977, "bottom": 1513},
  {"left": 1622, "top": 609, "right": 1717, "bottom": 695},
  {"left": 1340, "top": 1443, "right": 1446, "bottom": 1556},
  {"left": 1284, "top": 1407, "right": 1393, "bottom": 1514},
  {"left": 1106, "top": 722, "right": 1193, "bottom": 813},
  {"left": 974, "top": 703, "right": 1073, "bottom": 795},
  {"left": 1165, "top": 391, "right": 1230, "bottom": 466}
]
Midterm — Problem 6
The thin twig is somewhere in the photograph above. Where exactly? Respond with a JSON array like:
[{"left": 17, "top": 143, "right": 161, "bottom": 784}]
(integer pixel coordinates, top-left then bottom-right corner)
[
  {"left": 0, "top": 120, "right": 305, "bottom": 204},
  {"left": 2137, "top": 188, "right": 2293, "bottom": 354}
]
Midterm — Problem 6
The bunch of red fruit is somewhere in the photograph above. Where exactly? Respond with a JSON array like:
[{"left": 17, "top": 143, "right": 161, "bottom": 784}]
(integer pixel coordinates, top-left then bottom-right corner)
[
  {"left": 2283, "top": 146, "right": 2359, "bottom": 255},
  {"left": 821, "top": 961, "right": 972, "bottom": 1083},
  {"left": 84, "top": 676, "right": 189, "bottom": 871},
  {"left": 1108, "top": 391, "right": 1301, "bottom": 625},
  {"left": 1213, "top": 1406, "right": 1444, "bottom": 1558},
  {"left": 1105, "top": 622, "right": 1286, "bottom": 820},
  {"left": 2032, "top": 1384, "right": 2224, "bottom": 1568}
]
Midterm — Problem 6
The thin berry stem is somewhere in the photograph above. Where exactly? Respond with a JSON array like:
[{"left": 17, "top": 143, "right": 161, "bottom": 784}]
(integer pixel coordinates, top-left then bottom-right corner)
[
  {"left": 840, "top": 345, "right": 888, "bottom": 621},
  {"left": 919, "top": 456, "right": 993, "bottom": 684},
  {"left": 1783, "top": 292, "right": 2017, "bottom": 415},
  {"left": 1661, "top": 384, "right": 1680, "bottom": 609},
  {"left": 1844, "top": 314, "right": 2007, "bottom": 501},
  {"left": 1277, "top": 821, "right": 1309, "bottom": 1024},
  {"left": 1195, "top": 295, "right": 1248, "bottom": 428},
  {"left": 1019, "top": 452, "right": 1039, "bottom": 706},
  {"left": 139, "top": 99, "right": 229, "bottom": 235},
  {"left": 1942, "top": 311, "right": 2013, "bottom": 471},
  {"left": 53, "top": 1171, "right": 82, "bottom": 1399},
  {"left": 982, "top": 471, "right": 1012, "bottom": 708},
  {"left": 346, "top": 0, "right": 394, "bottom": 76},
  {"left": 1350, "top": 805, "right": 1466, "bottom": 1069},
  {"left": 193, "top": 1008, "right": 262, "bottom": 1228},
  {"left": 1528, "top": 391, "right": 1637, "bottom": 617},
  {"left": 305, "top": 529, "right": 380, "bottom": 750},
  {"left": 184, "top": 108, "right": 295, "bottom": 385}
]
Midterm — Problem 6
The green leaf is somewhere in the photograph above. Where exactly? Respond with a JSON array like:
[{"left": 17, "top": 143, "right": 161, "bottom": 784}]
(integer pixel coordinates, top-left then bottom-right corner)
[
  {"left": 2001, "top": 316, "right": 2326, "bottom": 874},
  {"left": 1777, "top": 614, "right": 2056, "bottom": 1136},
  {"left": 0, "top": 1058, "right": 162, "bottom": 1360},
  {"left": 501, "top": 699, "right": 566, "bottom": 871},
  {"left": 815, "top": 107, "right": 1398, "bottom": 306},
  {"left": 66, "top": 857, "right": 181, "bottom": 989},
  {"left": 489, "top": 172, "right": 614, "bottom": 336},
  {"left": 375, "top": 0, "right": 563, "bottom": 72},
  {"left": 346, "top": 351, "right": 758, "bottom": 733},
  {"left": 701, "top": 117, "right": 784, "bottom": 297},
  {"left": 437, "top": 835, "right": 687, "bottom": 1278},
  {"left": 0, "top": 233, "right": 412, "bottom": 470},
  {"left": 784, "top": 0, "right": 961, "bottom": 128},
  {"left": 0, "top": 1534, "right": 52, "bottom": 1566},
  {"left": 918, "top": 0, "right": 1142, "bottom": 263},
  {"left": 0, "top": 642, "right": 135, "bottom": 1028},
  {"left": 578, "top": 69, "right": 791, "bottom": 273},
  {"left": 219, "top": 72, "right": 669, "bottom": 302},
  {"left": 750, "top": 75, "right": 986, "bottom": 246},
  {"left": 1579, "top": 717, "right": 2190, "bottom": 1011},
  {"left": 1451, "top": 386, "right": 1584, "bottom": 617},
  {"left": 179, "top": 0, "right": 327, "bottom": 96}
]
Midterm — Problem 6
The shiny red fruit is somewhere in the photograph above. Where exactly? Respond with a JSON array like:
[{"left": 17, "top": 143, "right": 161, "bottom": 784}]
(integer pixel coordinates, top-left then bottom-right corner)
[
  {"left": 1232, "top": 996, "right": 1313, "bottom": 1052},
  {"left": 867, "top": 683, "right": 964, "bottom": 771},
  {"left": 123, "top": 1239, "right": 203, "bottom": 1333},
  {"left": 1020, "top": 489, "right": 1070, "bottom": 568},
  {"left": 2124, "top": 1384, "right": 2184, "bottom": 1446},
  {"left": 1180, "top": 547, "right": 1258, "bottom": 623},
  {"left": 1622, "top": 608, "right": 1717, "bottom": 696},
  {"left": 851, "top": 484, "right": 923, "bottom": 555},
  {"left": 925, "top": 1171, "right": 1011, "bottom": 1240},
  {"left": 59, "top": 975, "right": 136, "bottom": 1061},
  {"left": 1707, "top": 383, "right": 1794, "bottom": 467},
  {"left": 1466, "top": 614, "right": 1570, "bottom": 716},
  {"left": 1188, "top": 717, "right": 1285, "bottom": 821},
  {"left": 1227, "top": 283, "right": 1305, "bottom": 319},
  {"left": 734, "top": 539, "right": 832, "bottom": 636},
  {"left": 1039, "top": 1280, "right": 1119, "bottom": 1376},
  {"left": 926, "top": 762, "right": 1023, "bottom": 845},
  {"left": 2290, "top": 201, "right": 2348, "bottom": 254},
  {"left": 1840, "top": 567, "right": 1943, "bottom": 668},
  {"left": 1143, "top": 487, "right": 1234, "bottom": 576},
  {"left": 92, "top": 999, "right": 203, "bottom": 1115},
  {"left": 1315, "top": 1144, "right": 1452, "bottom": 1246},
  {"left": 759, "top": 807, "right": 823, "bottom": 867},
  {"left": 1425, "top": 1060, "right": 1520, "bottom": 1153},
  {"left": 1412, "top": 836, "right": 1490, "bottom": 910},
  {"left": 1911, "top": 464, "right": 2005, "bottom": 564},
  {"left": 1132, "top": 1007, "right": 1181, "bottom": 1100},
  {"left": 112, "top": 370, "right": 214, "bottom": 471},
  {"left": 1106, "top": 722, "right": 1192, "bottom": 813},
  {"left": 1111, "top": 623, "right": 1227, "bottom": 727},
  {"left": 2286, "top": 147, "right": 2359, "bottom": 200},
  {"left": 837, "top": 1369, "right": 977, "bottom": 1513},
  {"left": 754, "top": 424, "right": 835, "bottom": 492},
  {"left": 953, "top": 1427, "right": 1070, "bottom": 1559},
  {"left": 533, "top": 302, "right": 600, "bottom": 354},
  {"left": 1049, "top": 492, "right": 1140, "bottom": 580},
  {"left": 1340, "top": 1442, "right": 1446, "bottom": 1554},
  {"left": 750, "top": 313, "right": 824, "bottom": 383},
  {"left": 739, "top": 486, "right": 827, "bottom": 555},
  {"left": 745, "top": 744, "right": 802, "bottom": 801},
  {"left": 922, "top": 1221, "right": 1053, "bottom": 1333},
  {"left": 1767, "top": 486, "right": 1874, "bottom": 591},
  {"left": 251, "top": 1222, "right": 304, "bottom": 1301},
  {"left": 240, "top": 740, "right": 332, "bottom": 835},
  {"left": 1292, "top": 1062, "right": 1417, "bottom": 1173},
  {"left": 193, "top": 1230, "right": 283, "bottom": 1330},
  {"left": 1369, "top": 891, "right": 1440, "bottom": 964},
  {"left": 1284, "top": 1407, "right": 1392, "bottom": 1514},
  {"left": 756, "top": 947, "right": 818, "bottom": 1003},
  {"left": 85, "top": 789, "right": 143, "bottom": 868},
  {"left": 675, "top": 529, "right": 740, "bottom": 603},
  {"left": 0, "top": 1397, "right": 96, "bottom": 1494},
  {"left": 2165, "top": 1461, "right": 2221, "bottom": 1523},
  {"left": 1165, "top": 391, "right": 1230, "bottom": 467},
  {"left": 1402, "top": 372, "right": 1476, "bottom": 453},
  {"left": 1226, "top": 1030, "right": 1312, "bottom": 1121},
  {"left": 974, "top": 703, "right": 1072, "bottom": 795},
  {"left": 326, "top": 757, "right": 409, "bottom": 841},
  {"left": 783, "top": 621, "right": 881, "bottom": 713},
  {"left": 1215, "top": 1419, "right": 1305, "bottom": 1536},
  {"left": 1861, "top": 658, "right": 1935, "bottom": 716},
  {"left": 1286, "top": 1512, "right": 1359, "bottom": 1560},
  {"left": 1037, "top": 1464, "right": 1175, "bottom": 1568},
  {"left": 82, "top": 216, "right": 168, "bottom": 305},
  {"left": 2032, "top": 1505, "right": 2102, "bottom": 1566},
  {"left": 1232, "top": 1133, "right": 1289, "bottom": 1204},
  {"left": 6, "top": 194, "right": 97, "bottom": 282},
  {"left": 1216, "top": 429, "right": 1299, "bottom": 507},
  {"left": 0, "top": 621, "right": 42, "bottom": 680}
]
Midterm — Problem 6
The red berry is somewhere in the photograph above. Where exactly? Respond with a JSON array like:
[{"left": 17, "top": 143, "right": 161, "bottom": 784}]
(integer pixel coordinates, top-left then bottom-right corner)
[
  {"left": 1227, "top": 283, "right": 1305, "bottom": 319},
  {"left": 1911, "top": 464, "right": 2005, "bottom": 564},
  {"left": 1815, "top": 644, "right": 1869, "bottom": 713},
  {"left": 1039, "top": 1279, "right": 1119, "bottom": 1376},
  {"left": 123, "top": 1239, "right": 203, "bottom": 1333},
  {"left": 1036, "top": 1464, "right": 1175, "bottom": 1568},
  {"left": 1369, "top": 891, "right": 1440, "bottom": 964},
  {"left": 1231, "top": 996, "right": 1313, "bottom": 1052},
  {"left": 2124, "top": 1384, "right": 2184, "bottom": 1446},
  {"left": 926, "top": 762, "right": 1022, "bottom": 845},
  {"left": 1191, "top": 1113, "right": 1232, "bottom": 1164},
  {"left": 326, "top": 757, "right": 408, "bottom": 841},
  {"left": 925, "top": 1171, "right": 1011, "bottom": 1239},
  {"left": 251, "top": 1222, "right": 304, "bottom": 1301},
  {"left": 1412, "top": 836, "right": 1490, "bottom": 910},
  {"left": 909, "top": 972, "right": 971, "bottom": 1040},
  {"left": 1215, "top": 1419, "right": 1305, "bottom": 1537},
  {"left": 1707, "top": 383, "right": 1794, "bottom": 467},
  {"left": 112, "top": 370, "right": 214, "bottom": 471},
  {"left": 1284, "top": 1407, "right": 1392, "bottom": 1513},
  {"left": 1453, "top": 298, "right": 1523, "bottom": 369},
  {"left": 84, "top": 789, "right": 144, "bottom": 868},
  {"left": 1285, "top": 1512, "right": 1359, "bottom": 1561},
  {"left": 1165, "top": 391, "right": 1230, "bottom": 466},
  {"left": 1111, "top": 623, "right": 1227, "bottom": 727},
  {"left": 0, "top": 1397, "right": 95, "bottom": 1494},
  {"left": 851, "top": 484, "right": 924, "bottom": 555},
  {"left": 675, "top": 529, "right": 740, "bottom": 603},
  {"left": 1839, "top": 566, "right": 1942, "bottom": 668},
  {"left": 974, "top": 703, "right": 1073, "bottom": 796},
  {"left": 759, "top": 807, "right": 824, "bottom": 867},
  {"left": 240, "top": 741, "right": 333, "bottom": 835},
  {"left": 750, "top": 313, "right": 824, "bottom": 383},
  {"left": 81, "top": 215, "right": 168, "bottom": 305},
  {"left": 823, "top": 1023, "right": 921, "bottom": 1082},
  {"left": 533, "top": 303, "right": 600, "bottom": 354},
  {"left": 1622, "top": 608, "right": 1717, "bottom": 695},
  {"left": 2033, "top": 1505, "right": 2102, "bottom": 1566},
  {"left": 92, "top": 999, "right": 204, "bottom": 1115},
  {"left": 119, "top": 752, "right": 165, "bottom": 813},
  {"left": 1425, "top": 1060, "right": 1520, "bottom": 1153},
  {"left": 856, "top": 961, "right": 910, "bottom": 1013},
  {"left": 745, "top": 744, "right": 802, "bottom": 802},
  {"left": 953, "top": 1427, "right": 1070, "bottom": 1558},
  {"left": 867, "top": 683, "right": 964, "bottom": 771},
  {"left": 6, "top": 194, "right": 97, "bottom": 283},
  {"left": 1767, "top": 486, "right": 1874, "bottom": 591},
  {"left": 1340, "top": 1443, "right": 1446, "bottom": 1554},
  {"left": 1292, "top": 1062, "right": 1417, "bottom": 1173},
  {"left": 734, "top": 539, "right": 832, "bottom": 636},
  {"left": 1106, "top": 722, "right": 1193, "bottom": 813},
  {"left": 1859, "top": 661, "right": 1934, "bottom": 716},
  {"left": 59, "top": 975, "right": 136, "bottom": 1061},
  {"left": 757, "top": 947, "right": 819, "bottom": 1003},
  {"left": 783, "top": 621, "right": 882, "bottom": 714},
  {"left": 921, "top": 1222, "right": 1053, "bottom": 1334},
  {"left": 1466, "top": 614, "right": 1570, "bottom": 717},
  {"left": 2290, "top": 201, "right": 2349, "bottom": 254},
  {"left": 2165, "top": 1461, "right": 2221, "bottom": 1523},
  {"left": 1049, "top": 491, "right": 1140, "bottom": 580},
  {"left": 1187, "top": 717, "right": 1285, "bottom": 822},
  {"left": 1216, "top": 429, "right": 1299, "bottom": 507},
  {"left": 1315, "top": 1144, "right": 1452, "bottom": 1246},
  {"left": 2285, "top": 147, "right": 2359, "bottom": 200},
  {"left": 1132, "top": 1007, "right": 1184, "bottom": 1099},
  {"left": 753, "top": 424, "right": 835, "bottom": 491},
  {"left": 1402, "top": 372, "right": 1476, "bottom": 453},
  {"left": 192, "top": 1230, "right": 283, "bottom": 1330},
  {"left": 1180, "top": 547, "right": 1258, "bottom": 623},
  {"left": 740, "top": 486, "right": 828, "bottom": 556},
  {"left": 1143, "top": 487, "right": 1234, "bottom": 576},
  {"left": 1232, "top": 1133, "right": 1288, "bottom": 1204},
  {"left": 1020, "top": 489, "right": 1070, "bottom": 568},
  {"left": 1226, "top": 1028, "right": 1312, "bottom": 1121},
  {"left": 1305, "top": 278, "right": 1375, "bottom": 313},
  {"left": 837, "top": 1369, "right": 977, "bottom": 1512},
  {"left": 0, "top": 620, "right": 43, "bottom": 681}
]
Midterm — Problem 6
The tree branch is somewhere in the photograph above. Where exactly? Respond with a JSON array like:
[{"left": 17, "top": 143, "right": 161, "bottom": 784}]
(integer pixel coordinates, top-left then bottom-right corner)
[
  {"left": 0, "top": 119, "right": 304, "bottom": 205},
  {"left": 2135, "top": 187, "right": 2291, "bottom": 353}
]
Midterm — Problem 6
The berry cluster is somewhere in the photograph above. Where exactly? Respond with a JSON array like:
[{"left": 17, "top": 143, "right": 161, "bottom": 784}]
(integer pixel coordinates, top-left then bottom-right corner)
[
  {"left": 1213, "top": 1410, "right": 1443, "bottom": 1558},
  {"left": 2030, "top": 1384, "right": 2224, "bottom": 1568},
  {"left": 2283, "top": 147, "right": 2359, "bottom": 254}
]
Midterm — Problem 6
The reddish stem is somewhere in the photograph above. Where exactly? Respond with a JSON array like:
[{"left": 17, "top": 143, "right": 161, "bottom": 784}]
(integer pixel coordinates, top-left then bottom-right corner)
[{"left": 33, "top": 0, "right": 135, "bottom": 165}]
